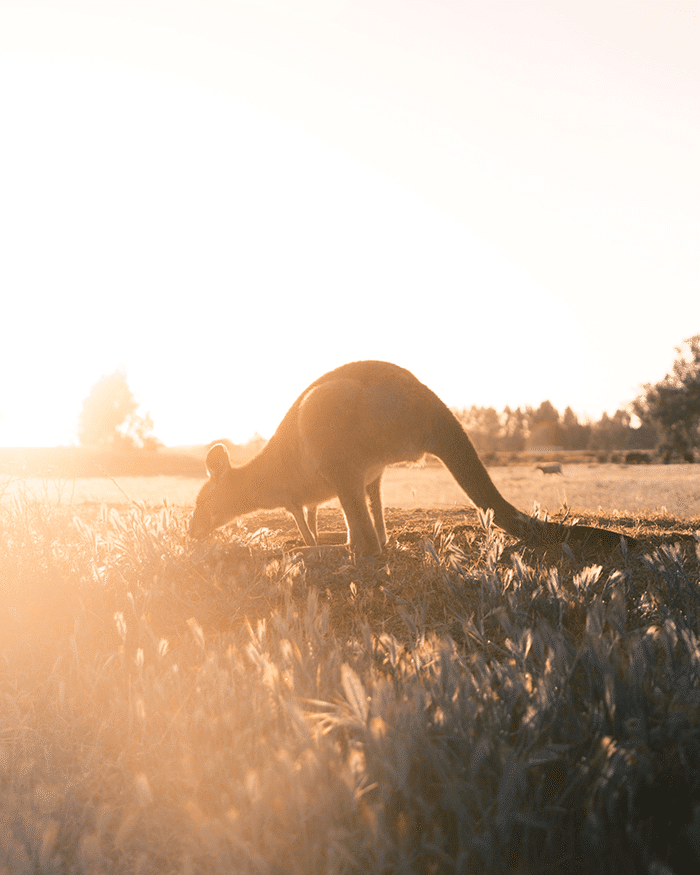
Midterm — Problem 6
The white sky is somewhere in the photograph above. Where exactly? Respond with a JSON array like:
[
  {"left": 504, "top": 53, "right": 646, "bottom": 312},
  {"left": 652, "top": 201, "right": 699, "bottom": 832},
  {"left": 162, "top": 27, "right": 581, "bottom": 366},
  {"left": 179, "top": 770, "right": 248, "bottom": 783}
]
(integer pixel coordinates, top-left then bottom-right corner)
[{"left": 0, "top": 1, "right": 697, "bottom": 447}]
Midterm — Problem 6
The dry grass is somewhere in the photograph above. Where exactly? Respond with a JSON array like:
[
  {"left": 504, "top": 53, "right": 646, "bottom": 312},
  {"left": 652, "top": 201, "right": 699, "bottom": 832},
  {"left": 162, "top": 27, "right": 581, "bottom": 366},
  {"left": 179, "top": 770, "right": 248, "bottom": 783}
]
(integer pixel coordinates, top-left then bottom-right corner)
[
  {"left": 3, "top": 462, "right": 700, "bottom": 517},
  {"left": 2, "top": 484, "right": 700, "bottom": 874},
  {"left": 382, "top": 464, "right": 700, "bottom": 518}
]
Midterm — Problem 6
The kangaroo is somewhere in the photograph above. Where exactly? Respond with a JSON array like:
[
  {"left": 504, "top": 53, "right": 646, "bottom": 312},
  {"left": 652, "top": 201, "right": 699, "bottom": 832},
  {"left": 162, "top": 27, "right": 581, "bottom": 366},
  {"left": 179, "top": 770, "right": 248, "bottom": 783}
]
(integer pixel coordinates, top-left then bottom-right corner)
[
  {"left": 189, "top": 360, "right": 635, "bottom": 555},
  {"left": 536, "top": 462, "right": 563, "bottom": 475}
]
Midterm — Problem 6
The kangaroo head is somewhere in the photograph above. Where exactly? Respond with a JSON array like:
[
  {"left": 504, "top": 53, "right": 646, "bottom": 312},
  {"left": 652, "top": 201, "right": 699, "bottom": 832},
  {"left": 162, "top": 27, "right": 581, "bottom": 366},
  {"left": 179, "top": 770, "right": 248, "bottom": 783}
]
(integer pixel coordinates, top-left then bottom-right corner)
[{"left": 189, "top": 443, "right": 241, "bottom": 539}]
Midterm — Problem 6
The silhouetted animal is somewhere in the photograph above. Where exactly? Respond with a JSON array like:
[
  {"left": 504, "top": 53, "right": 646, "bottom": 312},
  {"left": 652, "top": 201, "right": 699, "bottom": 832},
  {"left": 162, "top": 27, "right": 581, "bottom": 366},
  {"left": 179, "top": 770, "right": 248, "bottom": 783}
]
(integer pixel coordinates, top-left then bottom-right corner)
[
  {"left": 190, "top": 361, "right": 635, "bottom": 555},
  {"left": 536, "top": 462, "right": 562, "bottom": 475}
]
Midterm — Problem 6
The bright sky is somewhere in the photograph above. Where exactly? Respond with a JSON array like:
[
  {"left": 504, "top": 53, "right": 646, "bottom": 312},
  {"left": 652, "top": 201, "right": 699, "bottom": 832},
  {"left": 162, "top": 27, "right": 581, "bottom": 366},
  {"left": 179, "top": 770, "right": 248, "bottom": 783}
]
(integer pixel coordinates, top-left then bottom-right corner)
[{"left": 1, "top": 1, "right": 697, "bottom": 447}]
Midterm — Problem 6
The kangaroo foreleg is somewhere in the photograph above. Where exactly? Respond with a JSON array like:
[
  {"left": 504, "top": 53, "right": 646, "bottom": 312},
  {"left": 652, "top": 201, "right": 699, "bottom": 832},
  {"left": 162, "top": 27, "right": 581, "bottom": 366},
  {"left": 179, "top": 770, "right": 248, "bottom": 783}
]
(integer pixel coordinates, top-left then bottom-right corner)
[
  {"left": 334, "top": 476, "right": 382, "bottom": 557},
  {"left": 289, "top": 504, "right": 318, "bottom": 546},
  {"left": 306, "top": 505, "right": 318, "bottom": 541}
]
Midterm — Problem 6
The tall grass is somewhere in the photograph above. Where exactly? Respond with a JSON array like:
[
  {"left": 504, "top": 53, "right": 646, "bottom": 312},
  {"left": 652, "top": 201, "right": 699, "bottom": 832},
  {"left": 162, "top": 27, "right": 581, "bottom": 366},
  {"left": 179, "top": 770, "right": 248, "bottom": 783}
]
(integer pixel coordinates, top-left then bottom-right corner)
[{"left": 1, "top": 491, "right": 700, "bottom": 873}]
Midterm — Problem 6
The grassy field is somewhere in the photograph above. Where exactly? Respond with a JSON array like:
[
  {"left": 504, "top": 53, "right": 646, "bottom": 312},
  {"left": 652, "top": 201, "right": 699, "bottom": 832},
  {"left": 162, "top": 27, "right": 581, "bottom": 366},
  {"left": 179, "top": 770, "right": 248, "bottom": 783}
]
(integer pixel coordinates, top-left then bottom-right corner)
[
  {"left": 2, "top": 466, "right": 700, "bottom": 873},
  {"left": 3, "top": 462, "right": 700, "bottom": 517}
]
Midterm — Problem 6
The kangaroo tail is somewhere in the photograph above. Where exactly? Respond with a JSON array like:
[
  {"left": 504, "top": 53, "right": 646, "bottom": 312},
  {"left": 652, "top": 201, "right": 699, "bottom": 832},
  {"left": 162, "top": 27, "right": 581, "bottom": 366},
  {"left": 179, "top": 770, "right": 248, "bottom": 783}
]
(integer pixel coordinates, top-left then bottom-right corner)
[
  {"left": 425, "top": 403, "right": 529, "bottom": 538},
  {"left": 426, "top": 402, "right": 636, "bottom": 551}
]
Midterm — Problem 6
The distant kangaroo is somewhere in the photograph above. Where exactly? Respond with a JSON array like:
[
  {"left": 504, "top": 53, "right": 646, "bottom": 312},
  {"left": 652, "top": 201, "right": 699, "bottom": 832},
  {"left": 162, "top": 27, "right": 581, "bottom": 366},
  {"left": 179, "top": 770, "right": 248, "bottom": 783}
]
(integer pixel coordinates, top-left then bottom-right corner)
[
  {"left": 189, "top": 361, "right": 634, "bottom": 555},
  {"left": 536, "top": 462, "right": 562, "bottom": 475}
]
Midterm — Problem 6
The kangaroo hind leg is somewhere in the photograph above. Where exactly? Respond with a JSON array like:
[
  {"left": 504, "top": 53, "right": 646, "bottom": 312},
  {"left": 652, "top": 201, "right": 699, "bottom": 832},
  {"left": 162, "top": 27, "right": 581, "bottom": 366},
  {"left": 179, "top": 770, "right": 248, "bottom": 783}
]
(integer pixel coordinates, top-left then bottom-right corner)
[
  {"left": 334, "top": 475, "right": 382, "bottom": 557},
  {"left": 366, "top": 475, "right": 387, "bottom": 548}
]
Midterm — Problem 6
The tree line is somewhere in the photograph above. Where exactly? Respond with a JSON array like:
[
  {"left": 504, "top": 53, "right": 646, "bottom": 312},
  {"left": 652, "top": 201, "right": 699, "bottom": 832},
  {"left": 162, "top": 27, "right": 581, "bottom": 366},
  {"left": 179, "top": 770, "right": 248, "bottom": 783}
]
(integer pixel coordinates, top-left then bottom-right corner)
[
  {"left": 453, "top": 402, "right": 658, "bottom": 456},
  {"left": 456, "top": 336, "right": 700, "bottom": 461},
  {"left": 76, "top": 336, "right": 700, "bottom": 461}
]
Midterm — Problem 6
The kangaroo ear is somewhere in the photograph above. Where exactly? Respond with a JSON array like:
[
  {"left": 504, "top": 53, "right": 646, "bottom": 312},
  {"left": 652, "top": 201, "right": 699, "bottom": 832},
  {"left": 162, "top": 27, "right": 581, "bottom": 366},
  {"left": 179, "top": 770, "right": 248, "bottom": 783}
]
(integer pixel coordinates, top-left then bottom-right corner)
[{"left": 205, "top": 443, "right": 232, "bottom": 480}]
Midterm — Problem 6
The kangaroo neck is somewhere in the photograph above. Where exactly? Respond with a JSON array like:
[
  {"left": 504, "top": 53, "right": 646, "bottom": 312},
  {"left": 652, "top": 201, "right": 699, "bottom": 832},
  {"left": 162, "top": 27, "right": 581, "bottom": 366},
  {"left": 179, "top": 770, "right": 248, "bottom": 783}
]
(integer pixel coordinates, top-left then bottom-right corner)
[{"left": 236, "top": 440, "right": 291, "bottom": 510}]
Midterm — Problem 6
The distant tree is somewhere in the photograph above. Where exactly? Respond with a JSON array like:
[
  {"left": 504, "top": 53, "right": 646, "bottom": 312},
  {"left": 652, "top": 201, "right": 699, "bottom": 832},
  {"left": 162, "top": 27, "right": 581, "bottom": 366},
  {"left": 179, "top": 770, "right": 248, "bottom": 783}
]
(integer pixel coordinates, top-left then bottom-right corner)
[
  {"left": 78, "top": 371, "right": 161, "bottom": 449},
  {"left": 456, "top": 406, "right": 501, "bottom": 453},
  {"left": 533, "top": 400, "right": 560, "bottom": 425},
  {"left": 525, "top": 401, "right": 561, "bottom": 450},
  {"left": 633, "top": 335, "right": 700, "bottom": 462},
  {"left": 561, "top": 406, "right": 591, "bottom": 451},
  {"left": 589, "top": 409, "right": 632, "bottom": 453},
  {"left": 626, "top": 418, "right": 658, "bottom": 451},
  {"left": 500, "top": 406, "right": 527, "bottom": 452}
]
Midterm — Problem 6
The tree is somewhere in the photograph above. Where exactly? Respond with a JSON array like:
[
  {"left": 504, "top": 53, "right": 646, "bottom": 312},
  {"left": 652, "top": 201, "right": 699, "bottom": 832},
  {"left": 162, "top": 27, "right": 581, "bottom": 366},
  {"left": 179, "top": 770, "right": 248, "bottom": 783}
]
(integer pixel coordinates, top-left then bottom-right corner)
[
  {"left": 500, "top": 406, "right": 527, "bottom": 452},
  {"left": 455, "top": 406, "right": 501, "bottom": 453},
  {"left": 589, "top": 409, "right": 632, "bottom": 453},
  {"left": 533, "top": 400, "right": 560, "bottom": 425},
  {"left": 633, "top": 335, "right": 700, "bottom": 462},
  {"left": 525, "top": 401, "right": 561, "bottom": 451},
  {"left": 561, "top": 406, "right": 591, "bottom": 451},
  {"left": 78, "top": 371, "right": 160, "bottom": 449}
]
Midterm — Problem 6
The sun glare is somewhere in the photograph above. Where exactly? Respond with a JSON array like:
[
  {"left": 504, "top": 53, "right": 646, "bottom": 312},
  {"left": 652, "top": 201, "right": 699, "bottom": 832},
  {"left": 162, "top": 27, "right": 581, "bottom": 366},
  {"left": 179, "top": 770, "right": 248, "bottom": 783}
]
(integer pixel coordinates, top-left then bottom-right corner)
[{"left": 0, "top": 3, "right": 696, "bottom": 448}]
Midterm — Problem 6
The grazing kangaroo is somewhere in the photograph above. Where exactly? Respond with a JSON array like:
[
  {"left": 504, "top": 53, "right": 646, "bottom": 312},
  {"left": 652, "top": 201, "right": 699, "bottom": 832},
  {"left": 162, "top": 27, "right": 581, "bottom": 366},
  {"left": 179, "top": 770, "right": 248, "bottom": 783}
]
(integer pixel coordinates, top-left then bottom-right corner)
[
  {"left": 189, "top": 361, "right": 635, "bottom": 555},
  {"left": 536, "top": 462, "right": 562, "bottom": 475}
]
